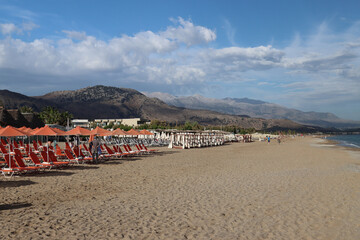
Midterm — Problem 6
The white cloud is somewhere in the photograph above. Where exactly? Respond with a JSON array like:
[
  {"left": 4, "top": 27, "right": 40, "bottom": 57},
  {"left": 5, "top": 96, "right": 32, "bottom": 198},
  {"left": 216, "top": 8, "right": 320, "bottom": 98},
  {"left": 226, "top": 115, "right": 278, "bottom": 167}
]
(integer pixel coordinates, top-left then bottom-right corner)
[
  {"left": 62, "top": 30, "right": 88, "bottom": 41},
  {"left": 0, "top": 5, "right": 38, "bottom": 21},
  {"left": 163, "top": 17, "right": 216, "bottom": 46},
  {"left": 0, "top": 18, "right": 359, "bottom": 119},
  {"left": 0, "top": 23, "right": 20, "bottom": 35},
  {"left": 223, "top": 18, "right": 237, "bottom": 46},
  {"left": 276, "top": 20, "right": 360, "bottom": 109},
  {"left": 22, "top": 22, "right": 39, "bottom": 31},
  {"left": 0, "top": 21, "right": 38, "bottom": 35}
]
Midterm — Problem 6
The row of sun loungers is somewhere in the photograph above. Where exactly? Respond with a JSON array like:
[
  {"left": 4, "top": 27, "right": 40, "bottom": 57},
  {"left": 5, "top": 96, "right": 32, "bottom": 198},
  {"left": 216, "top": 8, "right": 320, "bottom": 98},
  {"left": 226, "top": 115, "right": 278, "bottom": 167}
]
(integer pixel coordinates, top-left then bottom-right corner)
[{"left": 0, "top": 139, "right": 158, "bottom": 178}]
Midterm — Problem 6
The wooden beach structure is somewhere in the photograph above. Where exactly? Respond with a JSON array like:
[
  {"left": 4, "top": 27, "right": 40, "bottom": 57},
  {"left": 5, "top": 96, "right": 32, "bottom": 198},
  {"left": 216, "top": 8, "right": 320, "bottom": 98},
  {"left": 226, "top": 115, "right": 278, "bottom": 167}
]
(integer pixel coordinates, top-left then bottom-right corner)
[{"left": 164, "top": 130, "right": 231, "bottom": 149}]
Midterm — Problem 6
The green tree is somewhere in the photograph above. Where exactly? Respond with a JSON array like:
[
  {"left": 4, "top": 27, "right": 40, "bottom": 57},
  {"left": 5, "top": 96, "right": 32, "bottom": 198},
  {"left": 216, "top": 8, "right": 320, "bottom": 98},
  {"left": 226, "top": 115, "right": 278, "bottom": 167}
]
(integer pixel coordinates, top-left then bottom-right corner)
[
  {"left": 20, "top": 106, "right": 34, "bottom": 113},
  {"left": 104, "top": 122, "right": 114, "bottom": 129},
  {"left": 148, "top": 120, "right": 168, "bottom": 129},
  {"left": 182, "top": 121, "right": 200, "bottom": 130},
  {"left": 39, "top": 106, "right": 73, "bottom": 126},
  {"left": 59, "top": 111, "right": 73, "bottom": 126}
]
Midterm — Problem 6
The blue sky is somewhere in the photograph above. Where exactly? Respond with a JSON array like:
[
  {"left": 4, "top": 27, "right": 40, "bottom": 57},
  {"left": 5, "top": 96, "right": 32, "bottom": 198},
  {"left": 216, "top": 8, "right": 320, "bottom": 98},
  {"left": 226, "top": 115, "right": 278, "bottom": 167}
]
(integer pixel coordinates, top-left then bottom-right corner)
[{"left": 0, "top": 0, "right": 360, "bottom": 120}]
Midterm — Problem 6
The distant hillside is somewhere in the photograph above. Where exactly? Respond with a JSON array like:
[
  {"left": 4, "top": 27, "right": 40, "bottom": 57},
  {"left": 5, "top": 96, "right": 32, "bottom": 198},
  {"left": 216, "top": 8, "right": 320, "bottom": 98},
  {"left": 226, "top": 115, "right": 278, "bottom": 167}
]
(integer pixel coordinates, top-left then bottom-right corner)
[
  {"left": 0, "top": 89, "right": 61, "bottom": 112},
  {"left": 143, "top": 92, "right": 360, "bottom": 129},
  {"left": 0, "top": 85, "right": 331, "bottom": 132}
]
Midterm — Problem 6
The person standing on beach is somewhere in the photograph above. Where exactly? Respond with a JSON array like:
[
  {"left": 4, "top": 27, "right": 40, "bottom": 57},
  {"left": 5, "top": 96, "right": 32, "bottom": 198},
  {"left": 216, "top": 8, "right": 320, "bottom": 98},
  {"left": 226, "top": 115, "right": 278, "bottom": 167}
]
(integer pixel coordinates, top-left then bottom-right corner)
[
  {"left": 90, "top": 136, "right": 100, "bottom": 164},
  {"left": 267, "top": 136, "right": 271, "bottom": 144}
]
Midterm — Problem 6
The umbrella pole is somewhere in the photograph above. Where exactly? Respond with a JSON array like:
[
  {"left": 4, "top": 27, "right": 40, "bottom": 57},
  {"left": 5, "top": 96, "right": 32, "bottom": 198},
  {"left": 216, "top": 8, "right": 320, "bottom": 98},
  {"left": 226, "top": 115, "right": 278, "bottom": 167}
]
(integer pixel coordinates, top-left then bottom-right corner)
[
  {"left": 47, "top": 136, "right": 50, "bottom": 163},
  {"left": 8, "top": 139, "right": 11, "bottom": 169},
  {"left": 78, "top": 135, "right": 80, "bottom": 156}
]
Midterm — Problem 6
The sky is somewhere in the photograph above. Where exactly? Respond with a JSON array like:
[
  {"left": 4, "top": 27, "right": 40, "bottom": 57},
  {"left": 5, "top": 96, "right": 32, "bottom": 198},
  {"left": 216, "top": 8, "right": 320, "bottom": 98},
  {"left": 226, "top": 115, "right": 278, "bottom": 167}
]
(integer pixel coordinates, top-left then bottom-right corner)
[{"left": 0, "top": 0, "right": 360, "bottom": 120}]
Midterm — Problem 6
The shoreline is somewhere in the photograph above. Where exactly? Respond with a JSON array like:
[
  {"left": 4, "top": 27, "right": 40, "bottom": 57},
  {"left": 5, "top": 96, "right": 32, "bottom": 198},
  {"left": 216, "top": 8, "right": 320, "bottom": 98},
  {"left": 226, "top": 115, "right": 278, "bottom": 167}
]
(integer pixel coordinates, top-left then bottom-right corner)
[{"left": 315, "top": 135, "right": 360, "bottom": 153}]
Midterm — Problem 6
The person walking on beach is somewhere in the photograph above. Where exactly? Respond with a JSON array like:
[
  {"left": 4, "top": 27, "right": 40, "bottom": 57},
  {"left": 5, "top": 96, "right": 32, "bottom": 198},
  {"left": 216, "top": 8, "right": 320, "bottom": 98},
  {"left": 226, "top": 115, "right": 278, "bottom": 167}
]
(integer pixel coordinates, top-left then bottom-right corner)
[
  {"left": 90, "top": 136, "right": 100, "bottom": 164},
  {"left": 267, "top": 136, "right": 271, "bottom": 144}
]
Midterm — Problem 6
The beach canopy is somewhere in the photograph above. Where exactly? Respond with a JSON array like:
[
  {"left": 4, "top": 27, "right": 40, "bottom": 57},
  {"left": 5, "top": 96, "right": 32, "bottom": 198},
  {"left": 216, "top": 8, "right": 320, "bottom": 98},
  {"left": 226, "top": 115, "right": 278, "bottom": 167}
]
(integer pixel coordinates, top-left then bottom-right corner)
[
  {"left": 139, "top": 129, "right": 154, "bottom": 135},
  {"left": 65, "top": 126, "right": 92, "bottom": 136},
  {"left": 32, "top": 125, "right": 59, "bottom": 136},
  {"left": 52, "top": 128, "right": 67, "bottom": 135},
  {"left": 0, "top": 126, "right": 28, "bottom": 137},
  {"left": 90, "top": 126, "right": 112, "bottom": 136},
  {"left": 127, "top": 129, "right": 140, "bottom": 136},
  {"left": 17, "top": 127, "right": 35, "bottom": 136},
  {"left": 111, "top": 128, "right": 128, "bottom": 136}
]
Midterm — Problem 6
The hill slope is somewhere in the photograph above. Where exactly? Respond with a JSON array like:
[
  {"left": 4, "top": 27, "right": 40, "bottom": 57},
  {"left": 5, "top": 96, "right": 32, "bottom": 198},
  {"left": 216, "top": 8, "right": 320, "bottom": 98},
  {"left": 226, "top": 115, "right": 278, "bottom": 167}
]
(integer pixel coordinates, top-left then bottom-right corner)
[
  {"left": 0, "top": 85, "right": 325, "bottom": 131},
  {"left": 143, "top": 92, "right": 360, "bottom": 128}
]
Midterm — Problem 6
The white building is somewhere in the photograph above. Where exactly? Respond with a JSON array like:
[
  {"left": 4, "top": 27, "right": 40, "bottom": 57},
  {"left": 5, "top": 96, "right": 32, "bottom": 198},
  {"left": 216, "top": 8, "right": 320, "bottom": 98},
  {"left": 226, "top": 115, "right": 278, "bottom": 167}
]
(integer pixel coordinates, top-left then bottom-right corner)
[
  {"left": 93, "top": 118, "right": 150, "bottom": 127},
  {"left": 71, "top": 119, "right": 90, "bottom": 128}
]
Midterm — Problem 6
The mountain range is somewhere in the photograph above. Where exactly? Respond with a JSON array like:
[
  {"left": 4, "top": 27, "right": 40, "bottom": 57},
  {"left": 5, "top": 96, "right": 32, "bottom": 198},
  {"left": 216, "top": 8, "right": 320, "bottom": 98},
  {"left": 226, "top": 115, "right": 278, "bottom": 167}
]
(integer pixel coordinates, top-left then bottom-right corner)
[
  {"left": 0, "top": 85, "right": 355, "bottom": 132},
  {"left": 143, "top": 92, "right": 360, "bottom": 129}
]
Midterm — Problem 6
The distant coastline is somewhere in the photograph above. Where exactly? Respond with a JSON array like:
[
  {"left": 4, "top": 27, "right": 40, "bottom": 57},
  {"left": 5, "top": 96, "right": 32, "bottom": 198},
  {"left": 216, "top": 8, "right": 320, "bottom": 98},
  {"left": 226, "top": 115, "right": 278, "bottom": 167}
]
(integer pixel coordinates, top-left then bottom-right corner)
[{"left": 325, "top": 134, "right": 360, "bottom": 150}]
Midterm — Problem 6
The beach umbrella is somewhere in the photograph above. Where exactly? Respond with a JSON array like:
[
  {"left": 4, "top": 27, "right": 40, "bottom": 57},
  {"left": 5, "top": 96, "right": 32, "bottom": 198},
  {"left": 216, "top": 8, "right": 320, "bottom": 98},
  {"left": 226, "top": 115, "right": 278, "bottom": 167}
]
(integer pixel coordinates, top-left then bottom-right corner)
[
  {"left": 32, "top": 125, "right": 58, "bottom": 136},
  {"left": 17, "top": 127, "right": 35, "bottom": 154},
  {"left": 90, "top": 126, "right": 112, "bottom": 136},
  {"left": 0, "top": 126, "right": 28, "bottom": 169},
  {"left": 139, "top": 129, "right": 154, "bottom": 135},
  {"left": 111, "top": 128, "right": 128, "bottom": 136},
  {"left": 139, "top": 129, "right": 154, "bottom": 139},
  {"left": 32, "top": 125, "right": 59, "bottom": 162},
  {"left": 64, "top": 126, "right": 92, "bottom": 156},
  {"left": 52, "top": 128, "right": 66, "bottom": 135},
  {"left": 109, "top": 128, "right": 128, "bottom": 145},
  {"left": 50, "top": 128, "right": 67, "bottom": 153},
  {"left": 127, "top": 129, "right": 140, "bottom": 136},
  {"left": 65, "top": 126, "right": 91, "bottom": 136},
  {"left": 0, "top": 125, "right": 28, "bottom": 137}
]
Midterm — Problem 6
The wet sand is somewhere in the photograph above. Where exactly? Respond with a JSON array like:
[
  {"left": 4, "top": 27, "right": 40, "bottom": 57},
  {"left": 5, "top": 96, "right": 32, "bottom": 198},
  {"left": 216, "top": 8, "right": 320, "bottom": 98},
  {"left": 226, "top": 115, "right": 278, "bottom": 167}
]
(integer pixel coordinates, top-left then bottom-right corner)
[{"left": 1, "top": 137, "right": 359, "bottom": 239}]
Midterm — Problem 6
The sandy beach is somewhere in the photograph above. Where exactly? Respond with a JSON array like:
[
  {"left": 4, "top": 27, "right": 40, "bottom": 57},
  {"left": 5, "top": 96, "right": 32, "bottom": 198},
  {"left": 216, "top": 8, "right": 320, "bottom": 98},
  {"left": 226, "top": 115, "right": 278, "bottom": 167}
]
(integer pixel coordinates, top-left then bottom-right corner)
[{"left": 1, "top": 137, "right": 360, "bottom": 239}]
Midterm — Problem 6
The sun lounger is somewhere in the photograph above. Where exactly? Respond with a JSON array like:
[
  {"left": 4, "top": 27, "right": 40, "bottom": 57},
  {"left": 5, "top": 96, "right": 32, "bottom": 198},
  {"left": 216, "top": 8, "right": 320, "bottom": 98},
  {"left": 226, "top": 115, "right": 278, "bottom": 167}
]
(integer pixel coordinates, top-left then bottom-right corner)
[
  {"left": 81, "top": 144, "right": 93, "bottom": 157},
  {"left": 14, "top": 154, "right": 47, "bottom": 171},
  {"left": 1, "top": 139, "right": 8, "bottom": 145},
  {"left": 72, "top": 146, "right": 92, "bottom": 161},
  {"left": 29, "top": 152, "right": 53, "bottom": 169},
  {"left": 1, "top": 155, "right": 23, "bottom": 178},
  {"left": 113, "top": 145, "right": 132, "bottom": 157},
  {"left": 0, "top": 143, "right": 15, "bottom": 156},
  {"left": 64, "top": 149, "right": 88, "bottom": 164},
  {"left": 65, "top": 142, "right": 72, "bottom": 151},
  {"left": 1, "top": 154, "right": 39, "bottom": 178},
  {"left": 13, "top": 140, "right": 24, "bottom": 150},
  {"left": 125, "top": 144, "right": 140, "bottom": 155},
  {"left": 55, "top": 144, "right": 66, "bottom": 158},
  {"left": 135, "top": 144, "right": 147, "bottom": 154},
  {"left": 13, "top": 148, "right": 31, "bottom": 161},
  {"left": 141, "top": 144, "right": 158, "bottom": 153},
  {"left": 41, "top": 150, "right": 70, "bottom": 167},
  {"left": 103, "top": 144, "right": 123, "bottom": 158}
]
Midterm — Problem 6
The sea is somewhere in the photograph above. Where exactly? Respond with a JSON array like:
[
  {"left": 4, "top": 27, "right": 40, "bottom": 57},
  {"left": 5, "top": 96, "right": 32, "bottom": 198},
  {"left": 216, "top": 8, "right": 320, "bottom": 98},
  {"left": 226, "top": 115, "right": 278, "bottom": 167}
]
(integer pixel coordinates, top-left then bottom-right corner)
[{"left": 327, "top": 134, "right": 360, "bottom": 149}]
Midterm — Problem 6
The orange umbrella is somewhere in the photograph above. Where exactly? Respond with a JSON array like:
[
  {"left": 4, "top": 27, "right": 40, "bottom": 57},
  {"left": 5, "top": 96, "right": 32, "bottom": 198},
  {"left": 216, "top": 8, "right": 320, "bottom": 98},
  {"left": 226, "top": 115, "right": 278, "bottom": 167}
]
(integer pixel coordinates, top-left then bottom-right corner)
[
  {"left": 52, "top": 128, "right": 67, "bottom": 135},
  {"left": 111, "top": 128, "right": 128, "bottom": 136},
  {"left": 0, "top": 126, "right": 28, "bottom": 169},
  {"left": 18, "top": 127, "right": 34, "bottom": 136},
  {"left": 127, "top": 129, "right": 140, "bottom": 136},
  {"left": 32, "top": 125, "right": 59, "bottom": 161},
  {"left": 32, "top": 125, "right": 58, "bottom": 136},
  {"left": 90, "top": 126, "right": 112, "bottom": 136},
  {"left": 139, "top": 129, "right": 154, "bottom": 135},
  {"left": 17, "top": 127, "right": 36, "bottom": 155},
  {"left": 65, "top": 126, "right": 91, "bottom": 136},
  {"left": 0, "top": 126, "right": 28, "bottom": 137}
]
